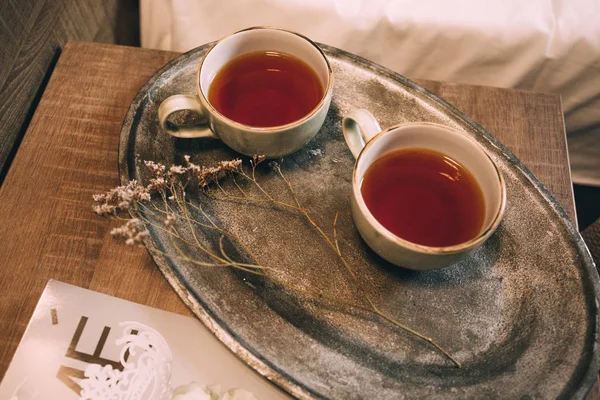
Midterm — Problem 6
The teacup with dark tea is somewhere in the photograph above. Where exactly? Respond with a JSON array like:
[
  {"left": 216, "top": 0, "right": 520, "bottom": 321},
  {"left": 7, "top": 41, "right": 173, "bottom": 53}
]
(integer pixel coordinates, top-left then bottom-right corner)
[
  {"left": 342, "top": 109, "right": 506, "bottom": 270},
  {"left": 159, "top": 27, "right": 333, "bottom": 158},
  {"left": 208, "top": 50, "right": 324, "bottom": 128},
  {"left": 361, "top": 147, "right": 486, "bottom": 248}
]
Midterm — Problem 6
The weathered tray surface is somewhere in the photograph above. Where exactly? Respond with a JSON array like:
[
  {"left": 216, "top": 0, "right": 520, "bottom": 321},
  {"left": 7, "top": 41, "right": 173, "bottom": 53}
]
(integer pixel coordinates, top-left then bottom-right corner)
[{"left": 119, "top": 43, "right": 599, "bottom": 399}]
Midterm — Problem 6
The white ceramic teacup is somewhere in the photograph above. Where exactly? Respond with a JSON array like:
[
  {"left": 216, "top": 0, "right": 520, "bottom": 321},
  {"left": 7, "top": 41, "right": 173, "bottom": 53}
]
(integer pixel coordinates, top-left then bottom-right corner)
[
  {"left": 342, "top": 109, "right": 506, "bottom": 270},
  {"left": 158, "top": 27, "right": 333, "bottom": 158}
]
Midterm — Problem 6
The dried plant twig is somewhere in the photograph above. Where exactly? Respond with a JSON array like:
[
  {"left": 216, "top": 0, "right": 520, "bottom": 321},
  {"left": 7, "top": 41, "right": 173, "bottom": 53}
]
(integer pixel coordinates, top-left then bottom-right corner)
[{"left": 93, "top": 155, "right": 460, "bottom": 368}]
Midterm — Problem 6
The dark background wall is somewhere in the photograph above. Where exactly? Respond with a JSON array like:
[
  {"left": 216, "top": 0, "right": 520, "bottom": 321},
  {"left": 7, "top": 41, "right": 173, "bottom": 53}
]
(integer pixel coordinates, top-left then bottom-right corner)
[{"left": 0, "top": 0, "right": 139, "bottom": 183}]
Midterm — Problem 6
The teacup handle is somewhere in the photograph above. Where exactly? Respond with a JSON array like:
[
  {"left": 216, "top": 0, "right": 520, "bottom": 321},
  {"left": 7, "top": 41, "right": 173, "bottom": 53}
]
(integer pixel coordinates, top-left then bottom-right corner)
[
  {"left": 158, "top": 95, "right": 217, "bottom": 139},
  {"left": 342, "top": 109, "right": 382, "bottom": 158}
]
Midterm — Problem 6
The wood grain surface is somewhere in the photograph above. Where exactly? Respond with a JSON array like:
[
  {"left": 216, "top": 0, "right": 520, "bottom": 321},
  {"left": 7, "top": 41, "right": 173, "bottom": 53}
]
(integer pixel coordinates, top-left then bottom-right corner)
[
  {"left": 0, "top": 0, "right": 139, "bottom": 183},
  {"left": 0, "top": 41, "right": 591, "bottom": 397}
]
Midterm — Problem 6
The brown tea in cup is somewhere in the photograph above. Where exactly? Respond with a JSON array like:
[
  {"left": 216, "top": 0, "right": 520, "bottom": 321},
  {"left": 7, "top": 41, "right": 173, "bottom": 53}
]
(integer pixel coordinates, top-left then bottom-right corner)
[
  {"left": 360, "top": 148, "right": 485, "bottom": 247},
  {"left": 208, "top": 50, "right": 324, "bottom": 128}
]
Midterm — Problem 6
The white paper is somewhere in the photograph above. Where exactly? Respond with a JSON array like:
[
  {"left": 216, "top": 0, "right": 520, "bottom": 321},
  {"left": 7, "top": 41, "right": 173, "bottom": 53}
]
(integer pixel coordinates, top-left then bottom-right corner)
[{"left": 0, "top": 280, "right": 290, "bottom": 400}]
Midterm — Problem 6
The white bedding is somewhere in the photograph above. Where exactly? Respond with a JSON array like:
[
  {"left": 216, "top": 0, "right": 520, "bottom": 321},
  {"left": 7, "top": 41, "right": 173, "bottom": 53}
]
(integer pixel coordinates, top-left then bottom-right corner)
[{"left": 140, "top": 0, "right": 600, "bottom": 185}]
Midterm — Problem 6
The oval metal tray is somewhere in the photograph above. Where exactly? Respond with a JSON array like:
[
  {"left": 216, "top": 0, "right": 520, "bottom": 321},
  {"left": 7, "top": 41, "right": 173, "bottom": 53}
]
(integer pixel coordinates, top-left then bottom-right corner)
[{"left": 119, "top": 43, "right": 599, "bottom": 399}]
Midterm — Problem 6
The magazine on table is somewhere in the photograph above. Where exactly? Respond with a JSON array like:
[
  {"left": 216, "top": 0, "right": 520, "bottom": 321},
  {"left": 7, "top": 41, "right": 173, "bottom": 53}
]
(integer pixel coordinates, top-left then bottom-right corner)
[{"left": 0, "top": 280, "right": 289, "bottom": 400}]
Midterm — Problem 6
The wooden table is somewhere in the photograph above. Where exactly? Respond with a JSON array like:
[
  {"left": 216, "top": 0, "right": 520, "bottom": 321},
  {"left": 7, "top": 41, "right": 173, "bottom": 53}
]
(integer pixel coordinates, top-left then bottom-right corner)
[{"left": 0, "top": 41, "right": 594, "bottom": 398}]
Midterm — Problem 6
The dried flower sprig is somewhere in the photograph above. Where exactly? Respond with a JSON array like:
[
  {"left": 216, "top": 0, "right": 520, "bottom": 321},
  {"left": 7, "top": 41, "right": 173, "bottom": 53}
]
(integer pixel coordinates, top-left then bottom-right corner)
[
  {"left": 109, "top": 218, "right": 149, "bottom": 246},
  {"left": 93, "top": 155, "right": 460, "bottom": 368},
  {"left": 93, "top": 181, "right": 150, "bottom": 215}
]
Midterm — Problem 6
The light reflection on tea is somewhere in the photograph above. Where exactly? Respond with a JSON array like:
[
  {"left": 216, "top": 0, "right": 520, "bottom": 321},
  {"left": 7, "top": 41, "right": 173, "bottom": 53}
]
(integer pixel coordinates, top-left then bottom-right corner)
[
  {"left": 208, "top": 51, "right": 323, "bottom": 128},
  {"left": 360, "top": 148, "right": 485, "bottom": 247}
]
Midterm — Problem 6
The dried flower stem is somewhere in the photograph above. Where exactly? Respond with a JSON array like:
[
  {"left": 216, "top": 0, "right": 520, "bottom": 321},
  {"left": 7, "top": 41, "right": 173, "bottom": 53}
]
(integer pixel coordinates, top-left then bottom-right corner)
[
  {"left": 275, "top": 166, "right": 460, "bottom": 368},
  {"left": 93, "top": 156, "right": 460, "bottom": 368},
  {"left": 219, "top": 161, "right": 460, "bottom": 367}
]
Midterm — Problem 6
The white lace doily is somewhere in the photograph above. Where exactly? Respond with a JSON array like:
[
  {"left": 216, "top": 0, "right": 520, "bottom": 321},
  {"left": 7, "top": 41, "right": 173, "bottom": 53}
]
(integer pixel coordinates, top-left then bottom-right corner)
[
  {"left": 78, "top": 322, "right": 258, "bottom": 400},
  {"left": 80, "top": 322, "right": 172, "bottom": 400}
]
